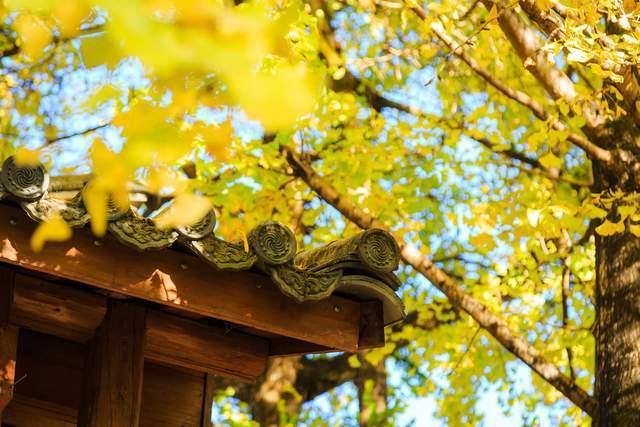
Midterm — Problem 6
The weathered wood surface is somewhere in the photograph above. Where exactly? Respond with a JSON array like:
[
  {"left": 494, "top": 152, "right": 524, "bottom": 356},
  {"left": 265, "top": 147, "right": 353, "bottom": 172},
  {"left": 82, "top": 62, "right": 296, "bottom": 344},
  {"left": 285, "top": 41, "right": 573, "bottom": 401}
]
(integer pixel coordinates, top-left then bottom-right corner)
[
  {"left": 3, "top": 395, "right": 77, "bottom": 426},
  {"left": 146, "top": 311, "right": 268, "bottom": 382},
  {"left": 140, "top": 363, "right": 204, "bottom": 427},
  {"left": 0, "top": 203, "right": 360, "bottom": 351},
  {"left": 8, "top": 274, "right": 268, "bottom": 379},
  {"left": 4, "top": 330, "right": 220, "bottom": 427},
  {"left": 12, "top": 329, "right": 84, "bottom": 413},
  {"left": 78, "top": 302, "right": 146, "bottom": 427},
  {"left": 358, "top": 300, "right": 385, "bottom": 350},
  {"left": 0, "top": 267, "right": 16, "bottom": 421},
  {"left": 4, "top": 329, "right": 84, "bottom": 425},
  {"left": 11, "top": 274, "right": 107, "bottom": 343}
]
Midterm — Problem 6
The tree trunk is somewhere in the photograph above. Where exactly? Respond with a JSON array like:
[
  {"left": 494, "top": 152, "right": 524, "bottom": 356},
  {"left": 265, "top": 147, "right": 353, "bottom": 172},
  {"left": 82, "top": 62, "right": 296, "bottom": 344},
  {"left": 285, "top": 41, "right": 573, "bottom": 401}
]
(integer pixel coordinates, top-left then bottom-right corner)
[
  {"left": 355, "top": 356, "right": 387, "bottom": 427},
  {"left": 252, "top": 357, "right": 301, "bottom": 426},
  {"left": 593, "top": 158, "right": 640, "bottom": 426}
]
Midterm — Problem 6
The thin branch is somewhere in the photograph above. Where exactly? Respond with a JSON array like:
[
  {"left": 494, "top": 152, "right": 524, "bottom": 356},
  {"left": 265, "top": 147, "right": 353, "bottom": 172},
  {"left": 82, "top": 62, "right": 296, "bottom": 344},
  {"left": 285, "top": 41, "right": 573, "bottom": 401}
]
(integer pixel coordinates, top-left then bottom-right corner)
[
  {"left": 282, "top": 144, "right": 596, "bottom": 416},
  {"left": 561, "top": 261, "right": 577, "bottom": 381},
  {"left": 446, "top": 326, "right": 481, "bottom": 377},
  {"left": 45, "top": 123, "right": 109, "bottom": 145}
]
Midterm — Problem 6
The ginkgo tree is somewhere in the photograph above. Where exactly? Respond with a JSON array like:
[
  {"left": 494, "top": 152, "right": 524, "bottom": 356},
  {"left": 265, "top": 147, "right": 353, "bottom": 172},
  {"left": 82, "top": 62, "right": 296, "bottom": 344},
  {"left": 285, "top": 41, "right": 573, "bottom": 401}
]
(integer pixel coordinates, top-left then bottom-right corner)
[{"left": 2, "top": 0, "right": 640, "bottom": 425}]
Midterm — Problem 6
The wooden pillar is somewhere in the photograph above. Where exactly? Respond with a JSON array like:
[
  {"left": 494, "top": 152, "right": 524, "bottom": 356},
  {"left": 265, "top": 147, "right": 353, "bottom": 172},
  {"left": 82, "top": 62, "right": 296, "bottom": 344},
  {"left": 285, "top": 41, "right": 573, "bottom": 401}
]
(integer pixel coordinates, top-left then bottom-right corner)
[
  {"left": 0, "top": 268, "right": 17, "bottom": 421},
  {"left": 78, "top": 301, "right": 146, "bottom": 427},
  {"left": 200, "top": 374, "right": 215, "bottom": 427}
]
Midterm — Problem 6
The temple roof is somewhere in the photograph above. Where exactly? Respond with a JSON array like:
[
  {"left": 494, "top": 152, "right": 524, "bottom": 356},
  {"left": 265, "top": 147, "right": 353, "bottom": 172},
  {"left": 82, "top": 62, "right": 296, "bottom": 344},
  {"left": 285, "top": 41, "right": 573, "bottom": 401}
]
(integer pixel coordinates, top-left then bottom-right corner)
[{"left": 0, "top": 156, "right": 405, "bottom": 326}]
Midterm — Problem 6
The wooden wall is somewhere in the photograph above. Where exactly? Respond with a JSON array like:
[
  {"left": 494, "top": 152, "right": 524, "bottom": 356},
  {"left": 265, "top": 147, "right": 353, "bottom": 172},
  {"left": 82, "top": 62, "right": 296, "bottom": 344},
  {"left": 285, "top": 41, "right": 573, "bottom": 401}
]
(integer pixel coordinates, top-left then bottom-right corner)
[{"left": 2, "top": 330, "right": 213, "bottom": 427}]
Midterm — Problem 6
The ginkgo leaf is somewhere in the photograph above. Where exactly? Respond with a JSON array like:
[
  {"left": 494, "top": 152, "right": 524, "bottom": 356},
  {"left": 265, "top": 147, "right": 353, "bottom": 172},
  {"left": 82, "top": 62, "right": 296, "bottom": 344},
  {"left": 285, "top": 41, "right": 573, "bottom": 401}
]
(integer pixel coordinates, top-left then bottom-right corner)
[
  {"left": 53, "top": 0, "right": 89, "bottom": 38},
  {"left": 155, "top": 193, "right": 212, "bottom": 230},
  {"left": 595, "top": 220, "right": 625, "bottom": 236},
  {"left": 630, "top": 224, "right": 640, "bottom": 237},
  {"left": 566, "top": 47, "right": 593, "bottom": 64},
  {"left": 13, "top": 13, "right": 52, "bottom": 60},
  {"left": 486, "top": 4, "right": 498, "bottom": 25},
  {"left": 348, "top": 354, "right": 361, "bottom": 368},
  {"left": 83, "top": 184, "right": 108, "bottom": 237},
  {"left": 14, "top": 147, "right": 41, "bottom": 167},
  {"left": 539, "top": 152, "right": 563, "bottom": 169},
  {"left": 527, "top": 208, "right": 543, "bottom": 227},
  {"left": 584, "top": 204, "right": 608, "bottom": 219},
  {"left": 30, "top": 214, "right": 72, "bottom": 252},
  {"left": 618, "top": 205, "right": 636, "bottom": 219},
  {"left": 535, "top": 0, "right": 553, "bottom": 11}
]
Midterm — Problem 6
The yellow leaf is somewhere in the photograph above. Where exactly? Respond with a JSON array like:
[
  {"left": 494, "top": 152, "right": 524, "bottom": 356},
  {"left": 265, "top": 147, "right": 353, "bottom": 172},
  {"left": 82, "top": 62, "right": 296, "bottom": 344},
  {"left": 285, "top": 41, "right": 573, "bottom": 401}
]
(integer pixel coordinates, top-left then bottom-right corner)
[
  {"left": 535, "top": 0, "right": 553, "bottom": 12},
  {"left": 191, "top": 120, "right": 232, "bottom": 161},
  {"left": 618, "top": 205, "right": 636, "bottom": 220},
  {"left": 583, "top": 203, "right": 607, "bottom": 219},
  {"left": 225, "top": 64, "right": 320, "bottom": 131},
  {"left": 30, "top": 214, "right": 72, "bottom": 252},
  {"left": 623, "top": 0, "right": 637, "bottom": 13},
  {"left": 53, "top": 0, "right": 89, "bottom": 38},
  {"left": 155, "top": 193, "right": 212, "bottom": 230},
  {"left": 486, "top": 4, "right": 498, "bottom": 25},
  {"left": 348, "top": 354, "right": 361, "bottom": 368},
  {"left": 539, "top": 152, "right": 563, "bottom": 169},
  {"left": 527, "top": 208, "right": 542, "bottom": 227},
  {"left": 595, "top": 220, "right": 625, "bottom": 236},
  {"left": 13, "top": 13, "right": 52, "bottom": 60},
  {"left": 83, "top": 183, "right": 108, "bottom": 236},
  {"left": 14, "top": 147, "right": 41, "bottom": 167},
  {"left": 630, "top": 224, "right": 640, "bottom": 237},
  {"left": 146, "top": 167, "right": 186, "bottom": 195},
  {"left": 80, "top": 35, "right": 122, "bottom": 68}
]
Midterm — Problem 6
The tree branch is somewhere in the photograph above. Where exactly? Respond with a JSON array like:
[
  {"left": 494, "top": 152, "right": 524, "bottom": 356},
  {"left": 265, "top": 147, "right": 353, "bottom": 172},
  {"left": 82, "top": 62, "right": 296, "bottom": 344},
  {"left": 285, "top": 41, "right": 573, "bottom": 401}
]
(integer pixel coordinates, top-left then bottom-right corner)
[
  {"left": 282, "top": 144, "right": 596, "bottom": 416},
  {"left": 481, "top": 0, "right": 578, "bottom": 104},
  {"left": 409, "top": 8, "right": 614, "bottom": 166},
  {"left": 45, "top": 123, "right": 109, "bottom": 145}
]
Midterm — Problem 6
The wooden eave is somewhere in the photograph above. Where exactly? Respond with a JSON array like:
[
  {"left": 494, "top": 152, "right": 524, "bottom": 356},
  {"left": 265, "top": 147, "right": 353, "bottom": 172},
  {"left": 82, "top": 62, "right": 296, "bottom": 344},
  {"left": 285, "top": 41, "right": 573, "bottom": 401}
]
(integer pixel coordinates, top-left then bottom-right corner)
[{"left": 0, "top": 155, "right": 405, "bottom": 378}]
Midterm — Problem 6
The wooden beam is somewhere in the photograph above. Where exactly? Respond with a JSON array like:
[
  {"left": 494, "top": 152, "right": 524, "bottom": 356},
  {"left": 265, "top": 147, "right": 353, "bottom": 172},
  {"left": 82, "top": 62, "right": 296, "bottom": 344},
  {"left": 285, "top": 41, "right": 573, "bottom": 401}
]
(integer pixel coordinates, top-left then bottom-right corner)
[
  {"left": 8, "top": 274, "right": 268, "bottom": 381},
  {"left": 0, "top": 203, "right": 360, "bottom": 351},
  {"left": 11, "top": 273, "right": 107, "bottom": 343},
  {"left": 3, "top": 395, "right": 76, "bottom": 427},
  {"left": 78, "top": 302, "right": 146, "bottom": 427},
  {"left": 358, "top": 300, "right": 385, "bottom": 350},
  {"left": 0, "top": 267, "right": 17, "bottom": 421},
  {"left": 269, "top": 339, "right": 329, "bottom": 357},
  {"left": 146, "top": 311, "right": 268, "bottom": 382}
]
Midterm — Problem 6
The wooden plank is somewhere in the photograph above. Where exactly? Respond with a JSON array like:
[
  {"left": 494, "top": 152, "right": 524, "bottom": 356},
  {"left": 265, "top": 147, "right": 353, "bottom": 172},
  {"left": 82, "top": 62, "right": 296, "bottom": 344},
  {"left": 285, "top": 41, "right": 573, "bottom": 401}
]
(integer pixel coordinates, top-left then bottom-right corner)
[
  {"left": 146, "top": 311, "right": 268, "bottom": 383},
  {"left": 0, "top": 203, "right": 360, "bottom": 351},
  {"left": 269, "top": 339, "right": 330, "bottom": 357},
  {"left": 9, "top": 275, "right": 268, "bottom": 380},
  {"left": 5, "top": 330, "right": 82, "bottom": 425},
  {"left": 3, "top": 395, "right": 76, "bottom": 427},
  {"left": 11, "top": 273, "right": 106, "bottom": 343},
  {"left": 140, "top": 363, "right": 204, "bottom": 427},
  {"left": 12, "top": 329, "right": 84, "bottom": 414},
  {"left": 200, "top": 374, "right": 215, "bottom": 427},
  {"left": 6, "top": 331, "right": 218, "bottom": 427},
  {"left": 358, "top": 300, "right": 385, "bottom": 350},
  {"left": 0, "top": 267, "right": 16, "bottom": 422},
  {"left": 78, "top": 302, "right": 146, "bottom": 427}
]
